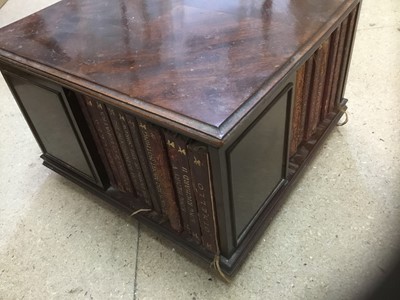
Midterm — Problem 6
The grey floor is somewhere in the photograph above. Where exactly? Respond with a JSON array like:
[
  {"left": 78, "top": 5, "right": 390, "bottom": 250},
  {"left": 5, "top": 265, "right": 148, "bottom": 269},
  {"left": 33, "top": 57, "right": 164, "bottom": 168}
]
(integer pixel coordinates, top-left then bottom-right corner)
[{"left": 0, "top": 0, "right": 399, "bottom": 299}]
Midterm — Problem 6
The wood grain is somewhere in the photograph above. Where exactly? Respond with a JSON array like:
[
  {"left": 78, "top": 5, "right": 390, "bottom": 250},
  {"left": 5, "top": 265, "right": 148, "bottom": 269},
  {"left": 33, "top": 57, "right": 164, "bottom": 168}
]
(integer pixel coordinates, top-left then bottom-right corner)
[{"left": 0, "top": 0, "right": 360, "bottom": 143}]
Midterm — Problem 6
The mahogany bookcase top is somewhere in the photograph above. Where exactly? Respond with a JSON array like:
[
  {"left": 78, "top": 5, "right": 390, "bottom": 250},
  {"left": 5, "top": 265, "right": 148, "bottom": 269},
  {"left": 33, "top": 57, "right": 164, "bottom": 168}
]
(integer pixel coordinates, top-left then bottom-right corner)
[{"left": 0, "top": 0, "right": 358, "bottom": 143}]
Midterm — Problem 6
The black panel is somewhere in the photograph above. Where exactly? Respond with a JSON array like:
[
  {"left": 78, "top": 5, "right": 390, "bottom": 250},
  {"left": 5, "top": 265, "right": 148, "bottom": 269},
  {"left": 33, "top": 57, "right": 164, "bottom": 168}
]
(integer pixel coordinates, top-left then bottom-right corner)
[
  {"left": 229, "top": 91, "right": 289, "bottom": 239},
  {"left": 6, "top": 74, "right": 94, "bottom": 180}
]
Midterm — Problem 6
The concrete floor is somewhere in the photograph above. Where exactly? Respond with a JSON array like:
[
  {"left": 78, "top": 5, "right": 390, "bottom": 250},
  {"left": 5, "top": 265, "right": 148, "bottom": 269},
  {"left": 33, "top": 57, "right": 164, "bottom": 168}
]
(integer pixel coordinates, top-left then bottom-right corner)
[{"left": 0, "top": 0, "right": 399, "bottom": 299}]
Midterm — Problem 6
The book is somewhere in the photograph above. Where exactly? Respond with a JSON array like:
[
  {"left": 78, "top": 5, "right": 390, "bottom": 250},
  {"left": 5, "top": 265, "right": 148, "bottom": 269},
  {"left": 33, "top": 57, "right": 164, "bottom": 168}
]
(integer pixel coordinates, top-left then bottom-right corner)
[
  {"left": 329, "top": 17, "right": 349, "bottom": 113},
  {"left": 107, "top": 105, "right": 153, "bottom": 208},
  {"left": 312, "top": 38, "right": 330, "bottom": 129},
  {"left": 289, "top": 62, "right": 306, "bottom": 157},
  {"left": 76, "top": 94, "right": 116, "bottom": 188},
  {"left": 164, "top": 131, "right": 202, "bottom": 244},
  {"left": 82, "top": 96, "right": 122, "bottom": 191},
  {"left": 300, "top": 58, "right": 314, "bottom": 143},
  {"left": 84, "top": 96, "right": 134, "bottom": 195},
  {"left": 304, "top": 39, "right": 330, "bottom": 140},
  {"left": 125, "top": 115, "right": 162, "bottom": 214},
  {"left": 137, "top": 119, "right": 182, "bottom": 232},
  {"left": 188, "top": 142, "right": 218, "bottom": 254},
  {"left": 321, "top": 27, "right": 340, "bottom": 120},
  {"left": 335, "top": 9, "right": 358, "bottom": 109}
]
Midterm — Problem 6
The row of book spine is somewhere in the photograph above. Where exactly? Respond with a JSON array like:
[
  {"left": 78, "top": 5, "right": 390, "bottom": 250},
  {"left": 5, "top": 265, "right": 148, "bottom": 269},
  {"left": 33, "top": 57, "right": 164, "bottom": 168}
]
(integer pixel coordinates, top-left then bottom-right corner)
[
  {"left": 77, "top": 95, "right": 218, "bottom": 254},
  {"left": 289, "top": 7, "right": 358, "bottom": 157}
]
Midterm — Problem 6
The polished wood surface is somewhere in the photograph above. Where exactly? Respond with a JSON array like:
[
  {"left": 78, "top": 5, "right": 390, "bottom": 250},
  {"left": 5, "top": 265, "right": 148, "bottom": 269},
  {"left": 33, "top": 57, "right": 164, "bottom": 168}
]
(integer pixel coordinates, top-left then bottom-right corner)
[{"left": 0, "top": 0, "right": 359, "bottom": 141}]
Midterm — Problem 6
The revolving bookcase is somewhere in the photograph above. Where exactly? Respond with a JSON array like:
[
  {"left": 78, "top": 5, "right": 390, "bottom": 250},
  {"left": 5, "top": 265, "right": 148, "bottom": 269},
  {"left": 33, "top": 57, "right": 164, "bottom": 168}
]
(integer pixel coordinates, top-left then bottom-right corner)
[{"left": 0, "top": 0, "right": 361, "bottom": 276}]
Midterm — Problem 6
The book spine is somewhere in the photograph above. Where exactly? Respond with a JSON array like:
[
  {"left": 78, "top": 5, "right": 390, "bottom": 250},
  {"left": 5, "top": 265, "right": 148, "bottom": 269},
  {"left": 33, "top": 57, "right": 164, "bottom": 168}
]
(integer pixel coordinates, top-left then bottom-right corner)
[
  {"left": 164, "top": 131, "right": 202, "bottom": 244},
  {"left": 321, "top": 27, "right": 340, "bottom": 120},
  {"left": 119, "top": 111, "right": 154, "bottom": 208},
  {"left": 304, "top": 38, "right": 330, "bottom": 140},
  {"left": 91, "top": 98, "right": 134, "bottom": 194},
  {"left": 329, "top": 17, "right": 349, "bottom": 112},
  {"left": 300, "top": 58, "right": 314, "bottom": 142},
  {"left": 125, "top": 115, "right": 162, "bottom": 214},
  {"left": 188, "top": 143, "right": 218, "bottom": 254},
  {"left": 107, "top": 105, "right": 153, "bottom": 208},
  {"left": 312, "top": 38, "right": 330, "bottom": 130},
  {"left": 76, "top": 95, "right": 116, "bottom": 188},
  {"left": 137, "top": 119, "right": 182, "bottom": 232},
  {"left": 335, "top": 8, "right": 358, "bottom": 108},
  {"left": 82, "top": 96, "right": 124, "bottom": 191},
  {"left": 289, "top": 62, "right": 306, "bottom": 157},
  {"left": 97, "top": 100, "right": 134, "bottom": 194}
]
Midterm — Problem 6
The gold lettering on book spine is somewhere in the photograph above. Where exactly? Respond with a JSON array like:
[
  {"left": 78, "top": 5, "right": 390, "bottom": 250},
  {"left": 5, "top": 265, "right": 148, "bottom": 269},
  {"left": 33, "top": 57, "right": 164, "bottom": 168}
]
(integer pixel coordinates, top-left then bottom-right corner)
[
  {"left": 167, "top": 140, "right": 175, "bottom": 148},
  {"left": 178, "top": 147, "right": 186, "bottom": 155},
  {"left": 194, "top": 157, "right": 201, "bottom": 166}
]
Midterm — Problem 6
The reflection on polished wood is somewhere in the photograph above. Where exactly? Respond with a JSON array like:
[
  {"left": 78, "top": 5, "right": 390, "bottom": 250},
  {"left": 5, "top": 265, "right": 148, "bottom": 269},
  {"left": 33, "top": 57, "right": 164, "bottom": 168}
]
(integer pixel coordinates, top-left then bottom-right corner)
[{"left": 0, "top": 0, "right": 358, "bottom": 141}]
